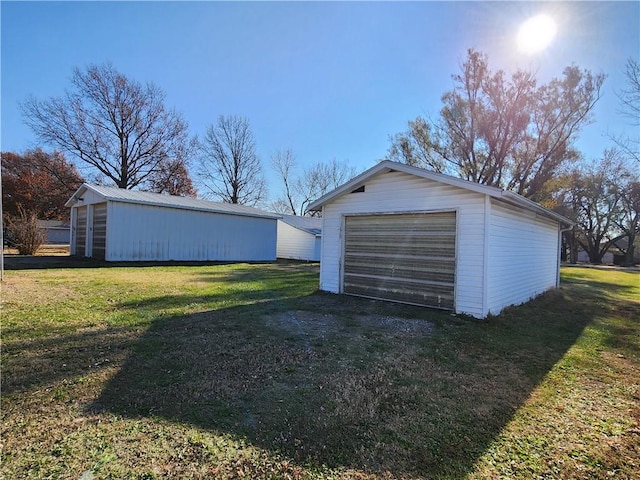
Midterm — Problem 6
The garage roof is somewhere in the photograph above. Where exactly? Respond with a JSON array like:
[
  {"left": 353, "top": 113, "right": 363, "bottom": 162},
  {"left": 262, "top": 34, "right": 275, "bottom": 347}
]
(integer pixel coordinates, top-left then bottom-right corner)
[
  {"left": 66, "top": 183, "right": 280, "bottom": 220},
  {"left": 308, "top": 161, "right": 573, "bottom": 226},
  {"left": 279, "top": 215, "right": 322, "bottom": 236}
]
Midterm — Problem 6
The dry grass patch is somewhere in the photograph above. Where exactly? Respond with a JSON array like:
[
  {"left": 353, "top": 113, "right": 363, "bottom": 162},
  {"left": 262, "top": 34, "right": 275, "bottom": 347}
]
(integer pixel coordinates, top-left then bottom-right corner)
[{"left": 3, "top": 244, "right": 70, "bottom": 256}]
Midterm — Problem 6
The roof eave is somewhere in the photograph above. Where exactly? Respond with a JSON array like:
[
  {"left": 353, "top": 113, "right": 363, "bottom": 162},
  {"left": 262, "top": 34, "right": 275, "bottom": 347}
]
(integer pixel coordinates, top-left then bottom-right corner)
[
  {"left": 307, "top": 160, "right": 573, "bottom": 227},
  {"left": 64, "top": 184, "right": 90, "bottom": 207},
  {"left": 105, "top": 197, "right": 280, "bottom": 220},
  {"left": 308, "top": 162, "right": 394, "bottom": 211},
  {"left": 308, "top": 160, "right": 505, "bottom": 211},
  {"left": 65, "top": 183, "right": 279, "bottom": 220},
  {"left": 500, "top": 191, "right": 574, "bottom": 227}
]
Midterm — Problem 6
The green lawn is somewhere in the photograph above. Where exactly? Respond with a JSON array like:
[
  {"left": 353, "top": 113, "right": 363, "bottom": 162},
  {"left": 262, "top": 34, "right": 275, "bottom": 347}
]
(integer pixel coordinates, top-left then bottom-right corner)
[{"left": 1, "top": 262, "right": 638, "bottom": 479}]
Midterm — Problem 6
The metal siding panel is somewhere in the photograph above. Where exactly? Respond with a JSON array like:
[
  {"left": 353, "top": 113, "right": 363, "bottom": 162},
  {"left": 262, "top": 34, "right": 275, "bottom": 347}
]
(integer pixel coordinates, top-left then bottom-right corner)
[
  {"left": 343, "top": 212, "right": 456, "bottom": 310},
  {"left": 277, "top": 220, "right": 318, "bottom": 261},
  {"left": 107, "top": 202, "right": 276, "bottom": 261}
]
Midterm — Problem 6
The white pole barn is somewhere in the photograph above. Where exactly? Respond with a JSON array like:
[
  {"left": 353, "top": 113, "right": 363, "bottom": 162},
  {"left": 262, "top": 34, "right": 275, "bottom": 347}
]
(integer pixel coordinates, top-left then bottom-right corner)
[
  {"left": 66, "top": 184, "right": 279, "bottom": 262},
  {"left": 276, "top": 215, "right": 322, "bottom": 261}
]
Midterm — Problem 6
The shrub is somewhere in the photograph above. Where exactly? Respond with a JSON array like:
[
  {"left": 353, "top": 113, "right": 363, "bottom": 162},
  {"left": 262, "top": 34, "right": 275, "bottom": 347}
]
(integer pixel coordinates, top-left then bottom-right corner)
[{"left": 4, "top": 207, "right": 45, "bottom": 255}]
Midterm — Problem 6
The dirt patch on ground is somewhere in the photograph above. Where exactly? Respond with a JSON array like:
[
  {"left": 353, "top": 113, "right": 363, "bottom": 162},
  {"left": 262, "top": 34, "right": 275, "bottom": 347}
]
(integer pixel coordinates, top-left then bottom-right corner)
[
  {"left": 354, "top": 314, "right": 435, "bottom": 337},
  {"left": 264, "top": 310, "right": 434, "bottom": 340},
  {"left": 264, "top": 310, "right": 342, "bottom": 340}
]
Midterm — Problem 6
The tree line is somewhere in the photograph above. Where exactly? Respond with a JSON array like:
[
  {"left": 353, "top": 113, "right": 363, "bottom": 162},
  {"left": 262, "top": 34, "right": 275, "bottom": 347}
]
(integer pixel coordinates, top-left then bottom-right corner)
[{"left": 3, "top": 53, "right": 639, "bottom": 263}]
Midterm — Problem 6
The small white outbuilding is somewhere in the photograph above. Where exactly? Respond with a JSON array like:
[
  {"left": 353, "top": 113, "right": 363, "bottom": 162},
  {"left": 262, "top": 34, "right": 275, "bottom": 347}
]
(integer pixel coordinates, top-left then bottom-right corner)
[
  {"left": 276, "top": 215, "right": 322, "bottom": 261},
  {"left": 308, "top": 161, "right": 573, "bottom": 318},
  {"left": 65, "top": 184, "right": 278, "bottom": 262}
]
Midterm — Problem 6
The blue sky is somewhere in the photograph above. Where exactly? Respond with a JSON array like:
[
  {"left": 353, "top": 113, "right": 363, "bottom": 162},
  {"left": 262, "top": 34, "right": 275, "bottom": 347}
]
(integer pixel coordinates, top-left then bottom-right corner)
[{"left": 2, "top": 1, "right": 638, "bottom": 199}]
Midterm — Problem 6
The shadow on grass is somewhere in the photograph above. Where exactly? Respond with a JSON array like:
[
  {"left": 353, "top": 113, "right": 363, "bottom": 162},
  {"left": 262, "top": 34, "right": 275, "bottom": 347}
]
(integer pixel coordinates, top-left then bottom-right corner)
[
  {"left": 2, "top": 254, "right": 289, "bottom": 271},
  {"left": 110, "top": 266, "right": 323, "bottom": 312},
  {"left": 2, "top": 325, "right": 140, "bottom": 395},
  {"left": 562, "top": 277, "right": 639, "bottom": 299},
  {"left": 79, "top": 277, "right": 637, "bottom": 479},
  {"left": 2, "top": 263, "right": 320, "bottom": 397}
]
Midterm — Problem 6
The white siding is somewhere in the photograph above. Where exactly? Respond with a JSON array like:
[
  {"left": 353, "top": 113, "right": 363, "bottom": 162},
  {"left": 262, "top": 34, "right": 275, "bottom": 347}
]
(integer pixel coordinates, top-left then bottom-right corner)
[
  {"left": 276, "top": 220, "right": 321, "bottom": 261},
  {"left": 105, "top": 202, "right": 277, "bottom": 262},
  {"left": 79, "top": 188, "right": 108, "bottom": 206},
  {"left": 486, "top": 199, "right": 559, "bottom": 315},
  {"left": 319, "top": 171, "right": 487, "bottom": 318}
]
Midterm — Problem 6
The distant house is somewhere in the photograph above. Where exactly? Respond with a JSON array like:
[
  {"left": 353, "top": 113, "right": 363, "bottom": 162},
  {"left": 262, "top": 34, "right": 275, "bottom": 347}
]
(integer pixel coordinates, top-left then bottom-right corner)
[
  {"left": 576, "top": 238, "right": 640, "bottom": 265},
  {"left": 37, "top": 220, "right": 70, "bottom": 244},
  {"left": 577, "top": 249, "right": 614, "bottom": 264},
  {"left": 308, "top": 161, "right": 573, "bottom": 319},
  {"left": 277, "top": 215, "right": 322, "bottom": 261},
  {"left": 65, "top": 184, "right": 278, "bottom": 262}
]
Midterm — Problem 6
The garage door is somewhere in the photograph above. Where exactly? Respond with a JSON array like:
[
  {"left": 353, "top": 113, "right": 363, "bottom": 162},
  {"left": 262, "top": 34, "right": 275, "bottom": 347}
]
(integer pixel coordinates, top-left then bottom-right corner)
[
  {"left": 343, "top": 212, "right": 456, "bottom": 309},
  {"left": 92, "top": 203, "right": 107, "bottom": 260},
  {"left": 75, "top": 206, "right": 87, "bottom": 257}
]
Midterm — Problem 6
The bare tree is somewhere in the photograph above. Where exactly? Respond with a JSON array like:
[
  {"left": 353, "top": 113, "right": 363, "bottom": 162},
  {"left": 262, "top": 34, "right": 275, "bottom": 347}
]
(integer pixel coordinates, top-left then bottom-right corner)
[
  {"left": 270, "top": 149, "right": 298, "bottom": 214},
  {"left": 556, "top": 151, "right": 627, "bottom": 264},
  {"left": 270, "top": 154, "right": 358, "bottom": 216},
  {"left": 21, "top": 63, "right": 191, "bottom": 190},
  {"left": 618, "top": 58, "right": 640, "bottom": 123},
  {"left": 199, "top": 115, "right": 266, "bottom": 206},
  {"left": 296, "top": 159, "right": 358, "bottom": 215},
  {"left": 387, "top": 49, "right": 605, "bottom": 201},
  {"left": 614, "top": 179, "right": 640, "bottom": 265},
  {"left": 270, "top": 199, "right": 295, "bottom": 215},
  {"left": 611, "top": 58, "right": 640, "bottom": 164}
]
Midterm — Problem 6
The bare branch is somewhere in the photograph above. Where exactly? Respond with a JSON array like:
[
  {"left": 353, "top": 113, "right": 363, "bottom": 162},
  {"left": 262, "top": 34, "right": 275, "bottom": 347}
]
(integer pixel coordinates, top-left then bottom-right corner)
[
  {"left": 20, "top": 63, "right": 191, "bottom": 190},
  {"left": 198, "top": 115, "right": 266, "bottom": 206}
]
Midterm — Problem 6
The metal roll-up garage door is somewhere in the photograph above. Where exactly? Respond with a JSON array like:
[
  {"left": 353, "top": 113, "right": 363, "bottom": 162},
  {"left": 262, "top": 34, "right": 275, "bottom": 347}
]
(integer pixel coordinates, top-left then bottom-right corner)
[
  {"left": 92, "top": 203, "right": 107, "bottom": 260},
  {"left": 343, "top": 212, "right": 456, "bottom": 309},
  {"left": 75, "top": 206, "right": 87, "bottom": 257}
]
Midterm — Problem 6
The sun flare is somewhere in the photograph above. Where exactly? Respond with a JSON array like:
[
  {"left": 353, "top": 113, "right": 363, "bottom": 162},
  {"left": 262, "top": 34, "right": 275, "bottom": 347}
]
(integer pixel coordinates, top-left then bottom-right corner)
[{"left": 517, "top": 14, "right": 557, "bottom": 54}]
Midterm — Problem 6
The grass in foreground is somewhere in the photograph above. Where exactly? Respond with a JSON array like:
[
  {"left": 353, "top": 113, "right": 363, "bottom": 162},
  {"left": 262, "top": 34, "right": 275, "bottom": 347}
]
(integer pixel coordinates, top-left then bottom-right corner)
[{"left": 1, "top": 263, "right": 638, "bottom": 479}]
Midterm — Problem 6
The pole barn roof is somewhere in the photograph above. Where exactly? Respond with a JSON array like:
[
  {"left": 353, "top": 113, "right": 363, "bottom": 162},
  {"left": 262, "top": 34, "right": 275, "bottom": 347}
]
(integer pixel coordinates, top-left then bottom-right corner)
[
  {"left": 66, "top": 184, "right": 280, "bottom": 220},
  {"left": 279, "top": 215, "right": 322, "bottom": 236}
]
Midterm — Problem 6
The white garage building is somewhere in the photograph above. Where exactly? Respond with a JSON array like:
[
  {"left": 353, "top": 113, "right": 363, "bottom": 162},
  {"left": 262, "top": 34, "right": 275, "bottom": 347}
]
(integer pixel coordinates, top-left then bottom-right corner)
[
  {"left": 66, "top": 184, "right": 278, "bottom": 262},
  {"left": 308, "top": 161, "right": 573, "bottom": 318},
  {"left": 276, "top": 215, "right": 322, "bottom": 261}
]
